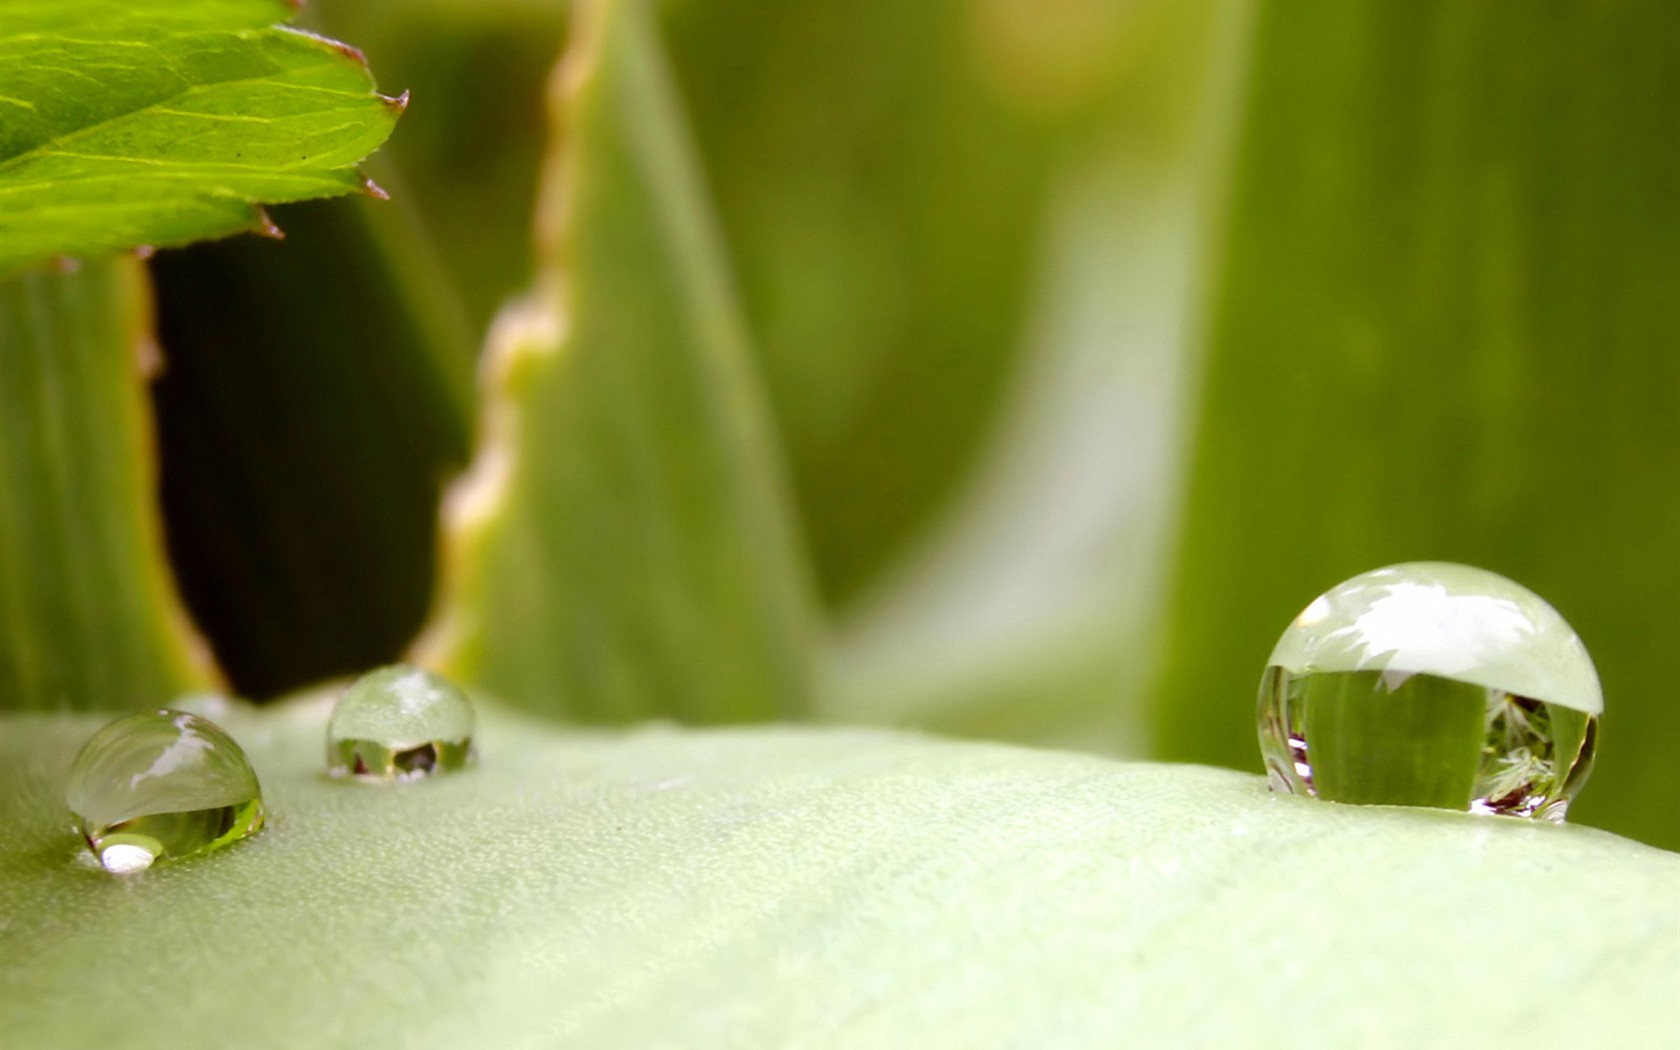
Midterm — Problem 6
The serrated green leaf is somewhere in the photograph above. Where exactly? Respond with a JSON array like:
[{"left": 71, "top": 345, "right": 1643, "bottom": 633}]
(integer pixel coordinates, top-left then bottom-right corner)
[
  {"left": 0, "top": 257, "right": 215, "bottom": 710},
  {"left": 0, "top": 0, "right": 401, "bottom": 274},
  {"left": 1, "top": 700, "right": 1674, "bottom": 1047},
  {"left": 1154, "top": 0, "right": 1680, "bottom": 849},
  {"left": 418, "top": 0, "right": 817, "bottom": 724}
]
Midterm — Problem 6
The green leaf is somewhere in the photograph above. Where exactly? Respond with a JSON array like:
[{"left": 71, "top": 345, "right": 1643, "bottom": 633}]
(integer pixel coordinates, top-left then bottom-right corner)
[
  {"left": 0, "top": 257, "right": 215, "bottom": 710},
  {"left": 664, "top": 0, "right": 1058, "bottom": 605},
  {"left": 2, "top": 700, "right": 1674, "bottom": 1046},
  {"left": 418, "top": 0, "right": 817, "bottom": 723},
  {"left": 147, "top": 193, "right": 475, "bottom": 698},
  {"left": 1154, "top": 0, "right": 1680, "bottom": 849},
  {"left": 0, "top": 0, "right": 402, "bottom": 274},
  {"left": 818, "top": 0, "right": 1248, "bottom": 749}
]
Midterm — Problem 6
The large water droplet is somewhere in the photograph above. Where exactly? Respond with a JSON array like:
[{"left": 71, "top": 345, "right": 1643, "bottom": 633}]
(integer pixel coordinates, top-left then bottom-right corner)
[
  {"left": 326, "top": 664, "right": 475, "bottom": 781},
  {"left": 1258, "top": 562, "right": 1600, "bottom": 821},
  {"left": 66, "top": 710, "right": 266, "bottom": 874}
]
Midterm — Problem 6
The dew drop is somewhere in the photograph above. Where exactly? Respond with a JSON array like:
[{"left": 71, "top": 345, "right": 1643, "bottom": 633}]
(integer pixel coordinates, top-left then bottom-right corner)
[
  {"left": 1257, "top": 562, "right": 1600, "bottom": 821},
  {"left": 65, "top": 710, "right": 266, "bottom": 874},
  {"left": 326, "top": 664, "right": 475, "bottom": 782}
]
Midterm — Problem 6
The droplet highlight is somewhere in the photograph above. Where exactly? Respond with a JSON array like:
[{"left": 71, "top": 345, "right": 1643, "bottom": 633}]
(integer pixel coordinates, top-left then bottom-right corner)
[
  {"left": 66, "top": 710, "right": 266, "bottom": 874},
  {"left": 1258, "top": 562, "right": 1600, "bottom": 821},
  {"left": 327, "top": 664, "right": 475, "bottom": 782}
]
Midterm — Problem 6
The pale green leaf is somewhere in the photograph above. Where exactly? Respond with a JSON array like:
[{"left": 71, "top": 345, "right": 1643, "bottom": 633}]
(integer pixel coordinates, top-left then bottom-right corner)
[
  {"left": 1, "top": 699, "right": 1674, "bottom": 1047},
  {"left": 0, "top": 0, "right": 402, "bottom": 274},
  {"left": 0, "top": 257, "right": 216, "bottom": 710},
  {"left": 419, "top": 0, "right": 817, "bottom": 724}
]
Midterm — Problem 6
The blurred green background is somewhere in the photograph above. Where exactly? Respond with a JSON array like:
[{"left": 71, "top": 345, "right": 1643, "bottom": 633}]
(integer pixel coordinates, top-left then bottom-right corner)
[{"left": 48, "top": 0, "right": 1680, "bottom": 847}]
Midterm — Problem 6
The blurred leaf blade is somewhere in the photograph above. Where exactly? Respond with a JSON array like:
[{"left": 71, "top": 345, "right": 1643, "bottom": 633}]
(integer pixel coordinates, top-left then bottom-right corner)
[
  {"left": 819, "top": 0, "right": 1252, "bottom": 750},
  {"left": 421, "top": 0, "right": 818, "bottom": 723},
  {"left": 0, "top": 0, "right": 403, "bottom": 274},
  {"left": 1, "top": 701, "right": 1675, "bottom": 1047},
  {"left": 663, "top": 0, "right": 1060, "bottom": 606},
  {"left": 0, "top": 257, "right": 215, "bottom": 710},
  {"left": 147, "top": 193, "right": 475, "bottom": 699},
  {"left": 1154, "top": 0, "right": 1680, "bottom": 848}
]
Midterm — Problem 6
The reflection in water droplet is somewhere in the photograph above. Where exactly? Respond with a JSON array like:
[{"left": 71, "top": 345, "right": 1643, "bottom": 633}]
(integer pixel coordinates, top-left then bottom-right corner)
[
  {"left": 66, "top": 710, "right": 266, "bottom": 874},
  {"left": 1258, "top": 563, "right": 1600, "bottom": 821},
  {"left": 98, "top": 843, "right": 157, "bottom": 875},
  {"left": 327, "top": 664, "right": 475, "bottom": 782}
]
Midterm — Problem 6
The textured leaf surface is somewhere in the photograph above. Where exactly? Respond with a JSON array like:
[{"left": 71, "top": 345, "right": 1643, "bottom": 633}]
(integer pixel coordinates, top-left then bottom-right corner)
[
  {"left": 1, "top": 700, "right": 1675, "bottom": 1048},
  {"left": 0, "top": 0, "right": 401, "bottom": 273},
  {"left": 0, "top": 258, "right": 214, "bottom": 710},
  {"left": 421, "top": 0, "right": 816, "bottom": 723},
  {"left": 1155, "top": 0, "right": 1680, "bottom": 848}
]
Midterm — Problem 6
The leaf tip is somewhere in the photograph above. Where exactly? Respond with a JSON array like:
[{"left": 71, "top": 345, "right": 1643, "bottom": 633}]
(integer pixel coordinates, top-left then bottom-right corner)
[
  {"left": 252, "top": 209, "right": 286, "bottom": 241},
  {"left": 381, "top": 90, "right": 411, "bottom": 116}
]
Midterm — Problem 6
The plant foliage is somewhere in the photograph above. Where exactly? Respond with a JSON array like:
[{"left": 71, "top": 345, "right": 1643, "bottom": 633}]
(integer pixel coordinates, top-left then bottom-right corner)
[
  {"left": 0, "top": 0, "right": 401, "bottom": 273},
  {"left": 1, "top": 698, "right": 1673, "bottom": 1048}
]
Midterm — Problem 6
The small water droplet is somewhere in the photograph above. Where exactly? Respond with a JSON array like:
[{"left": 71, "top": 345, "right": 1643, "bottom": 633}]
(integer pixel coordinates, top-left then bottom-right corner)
[
  {"left": 65, "top": 710, "right": 266, "bottom": 874},
  {"left": 1258, "top": 562, "right": 1600, "bottom": 821},
  {"left": 326, "top": 665, "right": 475, "bottom": 782}
]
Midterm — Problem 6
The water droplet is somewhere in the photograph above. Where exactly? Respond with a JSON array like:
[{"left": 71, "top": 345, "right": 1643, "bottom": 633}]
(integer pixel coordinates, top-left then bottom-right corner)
[
  {"left": 1258, "top": 562, "right": 1600, "bottom": 821},
  {"left": 326, "top": 665, "right": 475, "bottom": 782},
  {"left": 65, "top": 710, "right": 266, "bottom": 874}
]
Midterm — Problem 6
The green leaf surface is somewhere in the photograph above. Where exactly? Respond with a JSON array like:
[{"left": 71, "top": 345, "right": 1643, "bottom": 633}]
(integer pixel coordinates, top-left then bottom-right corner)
[
  {"left": 0, "top": 257, "right": 215, "bottom": 710},
  {"left": 0, "top": 0, "right": 401, "bottom": 274},
  {"left": 1, "top": 700, "right": 1675, "bottom": 1048},
  {"left": 148, "top": 194, "right": 474, "bottom": 699},
  {"left": 419, "top": 0, "right": 817, "bottom": 724},
  {"left": 1155, "top": 0, "right": 1680, "bottom": 849}
]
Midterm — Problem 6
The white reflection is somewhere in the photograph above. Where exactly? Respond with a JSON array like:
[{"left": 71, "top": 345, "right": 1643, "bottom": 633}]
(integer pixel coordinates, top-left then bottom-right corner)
[
  {"left": 1326, "top": 581, "right": 1535, "bottom": 677},
  {"left": 98, "top": 843, "right": 156, "bottom": 875}
]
